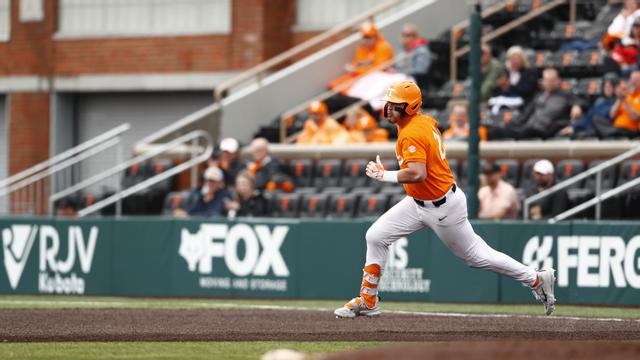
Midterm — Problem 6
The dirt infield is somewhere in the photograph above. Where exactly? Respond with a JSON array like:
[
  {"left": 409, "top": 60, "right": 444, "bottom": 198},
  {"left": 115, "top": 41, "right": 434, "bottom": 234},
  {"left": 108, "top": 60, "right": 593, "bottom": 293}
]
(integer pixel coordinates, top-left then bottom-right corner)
[{"left": 0, "top": 308, "right": 638, "bottom": 343}]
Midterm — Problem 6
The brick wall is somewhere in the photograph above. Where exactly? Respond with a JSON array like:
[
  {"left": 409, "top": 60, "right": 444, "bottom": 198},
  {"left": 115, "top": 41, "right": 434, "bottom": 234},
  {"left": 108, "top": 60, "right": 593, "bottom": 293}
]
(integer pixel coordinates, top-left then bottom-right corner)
[{"left": 8, "top": 93, "right": 50, "bottom": 175}]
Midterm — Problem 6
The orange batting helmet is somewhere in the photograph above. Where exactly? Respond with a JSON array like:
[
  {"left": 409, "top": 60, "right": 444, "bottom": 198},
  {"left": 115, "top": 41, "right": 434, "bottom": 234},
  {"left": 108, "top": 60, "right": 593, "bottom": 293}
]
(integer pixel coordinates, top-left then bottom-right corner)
[
  {"left": 383, "top": 80, "right": 422, "bottom": 115},
  {"left": 307, "top": 100, "right": 328, "bottom": 115}
]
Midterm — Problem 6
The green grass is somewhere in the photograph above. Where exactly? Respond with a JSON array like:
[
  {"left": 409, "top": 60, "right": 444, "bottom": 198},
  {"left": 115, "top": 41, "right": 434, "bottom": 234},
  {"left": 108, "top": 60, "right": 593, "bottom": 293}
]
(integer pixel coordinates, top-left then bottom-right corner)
[
  {"left": 0, "top": 341, "right": 388, "bottom": 360},
  {"left": 0, "top": 295, "right": 638, "bottom": 319}
]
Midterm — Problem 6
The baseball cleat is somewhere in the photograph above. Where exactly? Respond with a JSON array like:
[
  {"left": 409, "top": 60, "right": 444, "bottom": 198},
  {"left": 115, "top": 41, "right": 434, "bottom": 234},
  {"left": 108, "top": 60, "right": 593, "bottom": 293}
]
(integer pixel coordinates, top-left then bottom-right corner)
[
  {"left": 531, "top": 268, "right": 556, "bottom": 316},
  {"left": 334, "top": 296, "right": 380, "bottom": 318}
]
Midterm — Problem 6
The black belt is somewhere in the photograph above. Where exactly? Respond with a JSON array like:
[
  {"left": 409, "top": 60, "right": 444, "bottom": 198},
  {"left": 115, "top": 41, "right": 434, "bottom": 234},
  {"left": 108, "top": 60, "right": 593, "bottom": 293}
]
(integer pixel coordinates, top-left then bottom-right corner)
[{"left": 414, "top": 184, "right": 457, "bottom": 208}]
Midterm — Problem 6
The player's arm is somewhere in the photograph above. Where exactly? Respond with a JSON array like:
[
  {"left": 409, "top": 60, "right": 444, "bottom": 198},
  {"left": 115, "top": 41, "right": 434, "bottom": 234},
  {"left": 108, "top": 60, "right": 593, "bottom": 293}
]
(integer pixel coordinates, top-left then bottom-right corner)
[{"left": 365, "top": 156, "right": 426, "bottom": 183}]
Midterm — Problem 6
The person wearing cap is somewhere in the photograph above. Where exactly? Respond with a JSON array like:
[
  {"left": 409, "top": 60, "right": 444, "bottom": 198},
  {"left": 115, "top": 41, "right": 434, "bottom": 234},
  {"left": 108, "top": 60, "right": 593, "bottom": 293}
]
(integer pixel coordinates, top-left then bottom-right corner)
[
  {"left": 211, "top": 137, "right": 244, "bottom": 186},
  {"left": 478, "top": 162, "right": 521, "bottom": 220},
  {"left": 56, "top": 196, "right": 78, "bottom": 218},
  {"left": 558, "top": 72, "right": 619, "bottom": 139},
  {"left": 296, "top": 101, "right": 347, "bottom": 145},
  {"left": 174, "top": 166, "right": 232, "bottom": 218},
  {"left": 525, "top": 159, "right": 570, "bottom": 220}
]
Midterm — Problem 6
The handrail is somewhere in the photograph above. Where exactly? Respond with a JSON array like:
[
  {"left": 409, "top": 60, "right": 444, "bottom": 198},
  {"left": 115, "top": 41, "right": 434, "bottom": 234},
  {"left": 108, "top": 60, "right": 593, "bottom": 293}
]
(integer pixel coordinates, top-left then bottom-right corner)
[
  {"left": 523, "top": 144, "right": 640, "bottom": 221},
  {"left": 51, "top": 130, "right": 212, "bottom": 205},
  {"left": 213, "top": 0, "right": 403, "bottom": 102},
  {"left": 450, "top": 0, "right": 569, "bottom": 80},
  {"left": 549, "top": 176, "right": 640, "bottom": 223},
  {"left": 135, "top": 103, "right": 219, "bottom": 147},
  {"left": 0, "top": 123, "right": 130, "bottom": 189},
  {"left": 77, "top": 130, "right": 213, "bottom": 217}
]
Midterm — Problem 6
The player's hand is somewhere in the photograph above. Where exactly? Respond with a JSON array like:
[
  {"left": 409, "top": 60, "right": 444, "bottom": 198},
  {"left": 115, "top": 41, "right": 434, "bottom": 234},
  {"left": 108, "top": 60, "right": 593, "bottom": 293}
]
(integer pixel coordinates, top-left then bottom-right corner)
[{"left": 366, "top": 155, "right": 385, "bottom": 181}]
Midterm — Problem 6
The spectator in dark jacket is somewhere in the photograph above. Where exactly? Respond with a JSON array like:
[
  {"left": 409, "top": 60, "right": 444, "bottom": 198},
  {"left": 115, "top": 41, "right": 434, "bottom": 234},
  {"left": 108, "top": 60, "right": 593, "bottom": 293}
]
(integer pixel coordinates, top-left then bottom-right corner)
[
  {"left": 394, "top": 23, "right": 432, "bottom": 89},
  {"left": 175, "top": 166, "right": 232, "bottom": 218},
  {"left": 209, "top": 137, "right": 244, "bottom": 187},
  {"left": 227, "top": 173, "right": 268, "bottom": 218},
  {"left": 489, "top": 68, "right": 570, "bottom": 139},
  {"left": 246, "top": 137, "right": 294, "bottom": 192},
  {"left": 525, "top": 159, "right": 570, "bottom": 220},
  {"left": 487, "top": 46, "right": 539, "bottom": 113},
  {"left": 558, "top": 72, "right": 619, "bottom": 139}
]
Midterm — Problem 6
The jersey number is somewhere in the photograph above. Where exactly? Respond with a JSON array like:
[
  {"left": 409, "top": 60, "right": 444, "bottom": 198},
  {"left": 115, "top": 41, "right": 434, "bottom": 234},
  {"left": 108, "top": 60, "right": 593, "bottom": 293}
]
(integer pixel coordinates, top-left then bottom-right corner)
[{"left": 433, "top": 131, "right": 446, "bottom": 160}]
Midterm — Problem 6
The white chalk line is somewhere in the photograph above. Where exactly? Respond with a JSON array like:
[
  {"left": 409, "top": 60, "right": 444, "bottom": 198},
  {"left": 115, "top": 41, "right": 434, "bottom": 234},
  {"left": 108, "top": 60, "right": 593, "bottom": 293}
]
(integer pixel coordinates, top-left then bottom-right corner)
[{"left": 0, "top": 299, "right": 638, "bottom": 323}]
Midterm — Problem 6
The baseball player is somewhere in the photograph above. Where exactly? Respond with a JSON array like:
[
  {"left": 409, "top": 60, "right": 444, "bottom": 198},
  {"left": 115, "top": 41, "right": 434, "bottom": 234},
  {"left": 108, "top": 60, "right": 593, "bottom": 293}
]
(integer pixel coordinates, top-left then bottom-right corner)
[{"left": 334, "top": 80, "right": 556, "bottom": 318}]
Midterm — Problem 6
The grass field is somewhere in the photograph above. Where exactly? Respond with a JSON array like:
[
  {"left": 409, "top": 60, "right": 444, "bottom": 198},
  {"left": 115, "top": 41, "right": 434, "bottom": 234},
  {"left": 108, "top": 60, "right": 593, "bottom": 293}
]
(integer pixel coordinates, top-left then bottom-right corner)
[{"left": 0, "top": 295, "right": 638, "bottom": 360}]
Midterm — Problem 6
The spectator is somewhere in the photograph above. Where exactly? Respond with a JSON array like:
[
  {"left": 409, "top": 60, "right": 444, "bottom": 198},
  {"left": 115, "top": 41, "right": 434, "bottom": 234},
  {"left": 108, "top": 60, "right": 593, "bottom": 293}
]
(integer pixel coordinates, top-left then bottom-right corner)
[
  {"left": 442, "top": 104, "right": 488, "bottom": 141},
  {"left": 296, "top": 101, "right": 348, "bottom": 145},
  {"left": 525, "top": 159, "right": 570, "bottom": 220},
  {"left": 480, "top": 43, "right": 506, "bottom": 102},
  {"left": 478, "top": 162, "right": 521, "bottom": 220},
  {"left": 175, "top": 166, "right": 232, "bottom": 218},
  {"left": 226, "top": 173, "right": 268, "bottom": 218},
  {"left": 558, "top": 72, "right": 619, "bottom": 139},
  {"left": 394, "top": 23, "right": 432, "bottom": 89},
  {"left": 325, "top": 22, "right": 394, "bottom": 116},
  {"left": 209, "top": 137, "right": 244, "bottom": 187},
  {"left": 340, "top": 107, "right": 389, "bottom": 143},
  {"left": 595, "top": 71, "right": 640, "bottom": 138},
  {"left": 606, "top": 0, "right": 640, "bottom": 40},
  {"left": 56, "top": 197, "right": 78, "bottom": 218},
  {"left": 247, "top": 137, "right": 294, "bottom": 192},
  {"left": 488, "top": 46, "right": 538, "bottom": 112},
  {"left": 488, "top": 68, "right": 570, "bottom": 140},
  {"left": 610, "top": 17, "right": 640, "bottom": 76}
]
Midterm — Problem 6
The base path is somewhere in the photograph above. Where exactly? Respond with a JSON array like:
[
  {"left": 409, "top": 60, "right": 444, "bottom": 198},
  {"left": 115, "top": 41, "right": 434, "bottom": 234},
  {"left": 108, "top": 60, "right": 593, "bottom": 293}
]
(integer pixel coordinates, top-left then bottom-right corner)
[{"left": 0, "top": 308, "right": 639, "bottom": 342}]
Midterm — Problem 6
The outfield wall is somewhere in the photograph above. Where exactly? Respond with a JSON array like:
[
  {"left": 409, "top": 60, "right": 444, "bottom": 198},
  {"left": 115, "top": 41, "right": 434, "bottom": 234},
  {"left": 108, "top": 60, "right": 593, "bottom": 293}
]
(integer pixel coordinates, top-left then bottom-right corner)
[{"left": 0, "top": 217, "right": 639, "bottom": 305}]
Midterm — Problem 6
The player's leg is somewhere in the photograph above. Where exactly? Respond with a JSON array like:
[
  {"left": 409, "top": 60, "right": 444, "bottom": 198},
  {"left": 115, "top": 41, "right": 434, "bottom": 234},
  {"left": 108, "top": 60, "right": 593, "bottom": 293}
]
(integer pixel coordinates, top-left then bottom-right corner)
[
  {"left": 335, "top": 196, "right": 424, "bottom": 318},
  {"left": 428, "top": 188, "right": 556, "bottom": 315}
]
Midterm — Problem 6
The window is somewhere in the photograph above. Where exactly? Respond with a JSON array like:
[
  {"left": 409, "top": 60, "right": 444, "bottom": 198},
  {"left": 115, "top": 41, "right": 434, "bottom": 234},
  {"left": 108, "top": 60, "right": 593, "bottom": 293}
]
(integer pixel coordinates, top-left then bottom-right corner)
[
  {"left": 0, "top": 0, "right": 9, "bottom": 41},
  {"left": 295, "top": 0, "right": 384, "bottom": 30},
  {"left": 57, "top": 0, "right": 231, "bottom": 38}
]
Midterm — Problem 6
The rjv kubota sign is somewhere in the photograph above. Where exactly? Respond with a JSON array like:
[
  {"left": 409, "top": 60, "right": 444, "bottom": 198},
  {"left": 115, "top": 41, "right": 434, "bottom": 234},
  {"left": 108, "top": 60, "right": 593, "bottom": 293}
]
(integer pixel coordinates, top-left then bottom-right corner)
[
  {"left": 2, "top": 224, "right": 98, "bottom": 294},
  {"left": 179, "top": 223, "right": 290, "bottom": 292}
]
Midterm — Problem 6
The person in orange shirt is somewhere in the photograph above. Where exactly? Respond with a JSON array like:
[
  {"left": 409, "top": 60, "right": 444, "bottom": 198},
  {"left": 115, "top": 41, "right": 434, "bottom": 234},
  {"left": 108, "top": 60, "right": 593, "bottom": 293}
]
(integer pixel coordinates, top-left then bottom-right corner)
[
  {"left": 334, "top": 81, "right": 556, "bottom": 319},
  {"left": 442, "top": 104, "right": 488, "bottom": 141},
  {"left": 339, "top": 107, "right": 389, "bottom": 143},
  {"left": 595, "top": 70, "right": 640, "bottom": 138},
  {"left": 296, "top": 101, "right": 348, "bottom": 145}
]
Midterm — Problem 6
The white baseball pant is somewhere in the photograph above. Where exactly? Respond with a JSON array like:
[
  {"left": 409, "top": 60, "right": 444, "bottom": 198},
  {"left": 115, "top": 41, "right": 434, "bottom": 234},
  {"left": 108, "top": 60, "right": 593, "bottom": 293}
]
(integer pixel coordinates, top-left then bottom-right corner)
[{"left": 365, "top": 185, "right": 537, "bottom": 286}]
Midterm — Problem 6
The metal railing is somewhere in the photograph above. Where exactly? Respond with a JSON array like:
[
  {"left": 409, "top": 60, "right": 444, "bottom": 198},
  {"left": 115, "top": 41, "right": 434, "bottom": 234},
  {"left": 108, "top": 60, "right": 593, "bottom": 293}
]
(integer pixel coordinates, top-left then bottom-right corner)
[
  {"left": 0, "top": 123, "right": 131, "bottom": 216},
  {"left": 524, "top": 144, "right": 640, "bottom": 222},
  {"left": 56, "top": 130, "right": 213, "bottom": 217},
  {"left": 450, "top": 0, "right": 572, "bottom": 80}
]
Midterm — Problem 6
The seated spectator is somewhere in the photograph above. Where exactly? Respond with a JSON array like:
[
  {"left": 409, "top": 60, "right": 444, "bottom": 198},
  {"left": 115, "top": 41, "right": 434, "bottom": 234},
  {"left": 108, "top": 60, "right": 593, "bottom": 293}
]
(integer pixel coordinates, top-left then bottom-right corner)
[
  {"left": 525, "top": 159, "right": 570, "bottom": 220},
  {"left": 296, "top": 101, "right": 348, "bottom": 145},
  {"left": 488, "top": 46, "right": 538, "bottom": 113},
  {"left": 480, "top": 43, "right": 505, "bottom": 103},
  {"left": 594, "top": 70, "right": 640, "bottom": 138},
  {"left": 606, "top": 0, "right": 640, "bottom": 40},
  {"left": 478, "top": 162, "right": 520, "bottom": 220},
  {"left": 325, "top": 22, "right": 394, "bottom": 116},
  {"left": 442, "top": 104, "right": 488, "bottom": 141},
  {"left": 226, "top": 173, "right": 268, "bottom": 218},
  {"left": 393, "top": 23, "right": 432, "bottom": 89},
  {"left": 174, "top": 166, "right": 232, "bottom": 218},
  {"left": 558, "top": 72, "right": 618, "bottom": 139},
  {"left": 247, "top": 137, "right": 294, "bottom": 192},
  {"left": 340, "top": 107, "right": 389, "bottom": 143},
  {"left": 56, "top": 197, "right": 78, "bottom": 218},
  {"left": 488, "top": 68, "right": 570, "bottom": 140},
  {"left": 561, "top": 0, "right": 622, "bottom": 51},
  {"left": 209, "top": 137, "right": 244, "bottom": 187},
  {"left": 610, "top": 17, "right": 640, "bottom": 76}
]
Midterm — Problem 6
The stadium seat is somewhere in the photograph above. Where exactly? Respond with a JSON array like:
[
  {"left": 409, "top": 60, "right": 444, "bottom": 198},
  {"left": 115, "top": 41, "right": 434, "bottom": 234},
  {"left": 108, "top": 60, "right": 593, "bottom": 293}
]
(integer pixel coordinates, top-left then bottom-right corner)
[
  {"left": 387, "top": 193, "right": 406, "bottom": 210},
  {"left": 313, "top": 159, "right": 343, "bottom": 190},
  {"left": 555, "top": 159, "right": 585, "bottom": 189},
  {"left": 528, "top": 50, "right": 553, "bottom": 70},
  {"left": 617, "top": 159, "right": 640, "bottom": 187},
  {"left": 299, "top": 193, "right": 329, "bottom": 218},
  {"left": 289, "top": 159, "right": 314, "bottom": 187},
  {"left": 356, "top": 193, "right": 390, "bottom": 218},
  {"left": 578, "top": 50, "right": 605, "bottom": 77},
  {"left": 379, "top": 186, "right": 405, "bottom": 195},
  {"left": 122, "top": 161, "right": 148, "bottom": 189},
  {"left": 584, "top": 160, "right": 617, "bottom": 191},
  {"left": 550, "top": 50, "right": 580, "bottom": 76},
  {"left": 271, "top": 192, "right": 302, "bottom": 218},
  {"left": 559, "top": 78, "right": 578, "bottom": 95},
  {"left": 575, "top": 78, "right": 603, "bottom": 100},
  {"left": 459, "top": 159, "right": 487, "bottom": 189},
  {"left": 162, "top": 190, "right": 194, "bottom": 215},
  {"left": 340, "top": 159, "right": 370, "bottom": 190},
  {"left": 495, "top": 159, "right": 520, "bottom": 187},
  {"left": 326, "top": 193, "right": 358, "bottom": 219}
]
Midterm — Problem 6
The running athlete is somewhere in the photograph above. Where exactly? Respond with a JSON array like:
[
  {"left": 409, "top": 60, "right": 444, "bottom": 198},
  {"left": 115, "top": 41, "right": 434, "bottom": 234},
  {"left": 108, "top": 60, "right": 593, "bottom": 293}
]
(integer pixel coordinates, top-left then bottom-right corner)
[{"left": 334, "top": 80, "right": 556, "bottom": 318}]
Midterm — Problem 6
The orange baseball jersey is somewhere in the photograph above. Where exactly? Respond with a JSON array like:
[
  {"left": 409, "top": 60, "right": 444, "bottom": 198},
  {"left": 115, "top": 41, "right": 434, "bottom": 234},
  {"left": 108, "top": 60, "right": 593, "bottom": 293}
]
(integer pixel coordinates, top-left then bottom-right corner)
[{"left": 395, "top": 114, "right": 454, "bottom": 200}]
